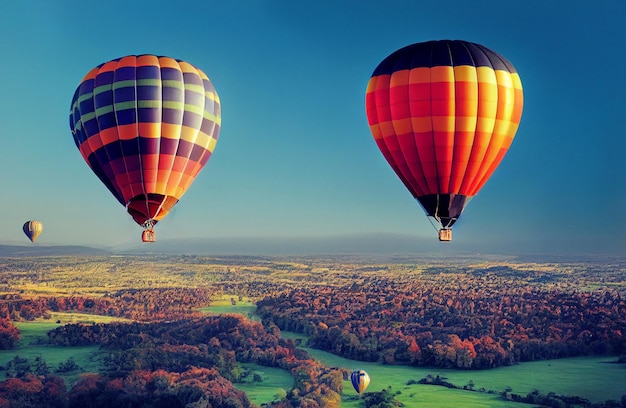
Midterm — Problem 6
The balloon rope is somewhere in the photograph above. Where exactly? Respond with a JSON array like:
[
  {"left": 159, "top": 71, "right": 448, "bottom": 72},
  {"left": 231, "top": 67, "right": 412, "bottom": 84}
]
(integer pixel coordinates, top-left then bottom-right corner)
[
  {"left": 434, "top": 194, "right": 442, "bottom": 226},
  {"left": 427, "top": 216, "right": 440, "bottom": 232},
  {"left": 427, "top": 194, "right": 442, "bottom": 232}
]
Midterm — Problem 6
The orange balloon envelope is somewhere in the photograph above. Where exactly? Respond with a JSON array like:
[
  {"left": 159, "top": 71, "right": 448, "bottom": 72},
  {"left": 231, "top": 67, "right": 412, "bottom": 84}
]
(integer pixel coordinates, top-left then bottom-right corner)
[
  {"left": 69, "top": 55, "right": 221, "bottom": 242},
  {"left": 366, "top": 40, "right": 523, "bottom": 241},
  {"left": 23, "top": 220, "right": 43, "bottom": 243}
]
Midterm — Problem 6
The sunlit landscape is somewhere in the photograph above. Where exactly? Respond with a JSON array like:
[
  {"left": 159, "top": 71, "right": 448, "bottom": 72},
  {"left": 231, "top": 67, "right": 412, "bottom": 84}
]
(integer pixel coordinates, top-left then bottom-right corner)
[{"left": 0, "top": 251, "right": 623, "bottom": 407}]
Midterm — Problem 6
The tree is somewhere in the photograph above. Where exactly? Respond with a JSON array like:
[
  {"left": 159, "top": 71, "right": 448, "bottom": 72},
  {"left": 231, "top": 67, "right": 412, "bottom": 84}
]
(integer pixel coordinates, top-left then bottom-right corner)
[{"left": 0, "top": 319, "right": 20, "bottom": 350}]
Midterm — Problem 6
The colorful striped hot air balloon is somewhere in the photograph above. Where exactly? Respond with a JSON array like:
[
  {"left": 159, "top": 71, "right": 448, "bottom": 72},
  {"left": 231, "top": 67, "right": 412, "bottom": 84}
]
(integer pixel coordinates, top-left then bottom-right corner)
[
  {"left": 23, "top": 220, "right": 43, "bottom": 243},
  {"left": 351, "top": 369, "right": 370, "bottom": 394},
  {"left": 69, "top": 55, "right": 221, "bottom": 242},
  {"left": 366, "top": 40, "right": 523, "bottom": 241}
]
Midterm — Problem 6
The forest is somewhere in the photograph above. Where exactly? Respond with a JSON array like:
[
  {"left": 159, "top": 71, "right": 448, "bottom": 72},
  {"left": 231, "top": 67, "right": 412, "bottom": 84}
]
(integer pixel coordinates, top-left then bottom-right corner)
[
  {"left": 0, "top": 254, "right": 623, "bottom": 407},
  {"left": 256, "top": 271, "right": 626, "bottom": 368}
]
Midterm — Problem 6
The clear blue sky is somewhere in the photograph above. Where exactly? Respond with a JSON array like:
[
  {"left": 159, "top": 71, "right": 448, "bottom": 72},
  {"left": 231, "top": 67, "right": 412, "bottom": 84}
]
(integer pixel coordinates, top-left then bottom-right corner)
[{"left": 1, "top": 1, "right": 624, "bottom": 255}]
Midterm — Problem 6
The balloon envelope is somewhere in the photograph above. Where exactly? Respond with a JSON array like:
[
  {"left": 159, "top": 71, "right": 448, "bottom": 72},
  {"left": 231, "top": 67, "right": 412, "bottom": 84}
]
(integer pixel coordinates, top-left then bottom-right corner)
[
  {"left": 23, "top": 220, "right": 43, "bottom": 243},
  {"left": 351, "top": 369, "right": 370, "bottom": 394},
  {"left": 69, "top": 55, "right": 221, "bottom": 233},
  {"left": 366, "top": 40, "right": 523, "bottom": 233}
]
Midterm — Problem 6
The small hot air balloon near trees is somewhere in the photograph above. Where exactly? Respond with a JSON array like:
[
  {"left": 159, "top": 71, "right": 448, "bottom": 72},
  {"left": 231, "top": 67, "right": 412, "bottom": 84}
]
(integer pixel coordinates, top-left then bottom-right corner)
[
  {"left": 366, "top": 40, "right": 523, "bottom": 241},
  {"left": 69, "top": 55, "right": 221, "bottom": 242},
  {"left": 351, "top": 369, "right": 370, "bottom": 394},
  {"left": 23, "top": 221, "right": 43, "bottom": 243}
]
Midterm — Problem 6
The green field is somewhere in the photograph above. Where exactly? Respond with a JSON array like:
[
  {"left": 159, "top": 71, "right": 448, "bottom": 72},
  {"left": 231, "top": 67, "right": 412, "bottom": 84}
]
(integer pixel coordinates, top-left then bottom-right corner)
[
  {"left": 234, "top": 363, "right": 294, "bottom": 405},
  {"left": 289, "top": 333, "right": 626, "bottom": 406},
  {"left": 200, "top": 294, "right": 258, "bottom": 319},
  {"left": 0, "top": 314, "right": 120, "bottom": 387},
  {"left": 341, "top": 385, "right": 530, "bottom": 408}
]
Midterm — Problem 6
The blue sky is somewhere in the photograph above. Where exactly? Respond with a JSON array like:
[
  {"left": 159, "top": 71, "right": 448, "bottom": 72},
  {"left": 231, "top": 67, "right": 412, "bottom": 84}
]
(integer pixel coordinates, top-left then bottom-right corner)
[{"left": 0, "top": 1, "right": 624, "bottom": 255}]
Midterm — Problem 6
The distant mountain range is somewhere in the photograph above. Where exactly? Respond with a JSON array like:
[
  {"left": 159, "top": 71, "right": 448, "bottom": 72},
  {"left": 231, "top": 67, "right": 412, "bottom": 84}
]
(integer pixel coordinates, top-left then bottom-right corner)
[
  {"left": 0, "top": 244, "right": 111, "bottom": 257},
  {"left": 117, "top": 233, "right": 483, "bottom": 257},
  {"left": 0, "top": 233, "right": 618, "bottom": 261},
  {"left": 0, "top": 234, "right": 455, "bottom": 258}
]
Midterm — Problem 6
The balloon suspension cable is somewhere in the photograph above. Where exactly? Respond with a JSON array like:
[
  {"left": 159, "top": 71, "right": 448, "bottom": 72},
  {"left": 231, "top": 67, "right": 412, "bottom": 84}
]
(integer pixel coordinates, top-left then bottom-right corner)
[
  {"left": 427, "top": 216, "right": 440, "bottom": 233},
  {"left": 430, "top": 194, "right": 442, "bottom": 232}
]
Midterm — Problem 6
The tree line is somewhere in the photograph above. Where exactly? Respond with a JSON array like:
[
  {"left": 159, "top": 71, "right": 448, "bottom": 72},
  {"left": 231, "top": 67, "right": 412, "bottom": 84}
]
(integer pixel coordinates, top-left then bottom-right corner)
[
  {"left": 0, "top": 314, "right": 345, "bottom": 407},
  {"left": 0, "top": 287, "right": 212, "bottom": 323},
  {"left": 256, "top": 271, "right": 626, "bottom": 369}
]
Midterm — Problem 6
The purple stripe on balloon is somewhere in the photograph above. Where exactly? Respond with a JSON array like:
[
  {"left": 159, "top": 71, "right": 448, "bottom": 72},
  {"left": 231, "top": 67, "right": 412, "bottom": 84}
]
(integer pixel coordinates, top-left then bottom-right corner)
[
  {"left": 96, "top": 71, "right": 115, "bottom": 86},
  {"left": 182, "top": 111, "right": 202, "bottom": 128},
  {"left": 114, "top": 86, "right": 136, "bottom": 103},
  {"left": 162, "top": 86, "right": 182, "bottom": 102},
  {"left": 202, "top": 78, "right": 215, "bottom": 93},
  {"left": 137, "top": 85, "right": 160, "bottom": 101},
  {"left": 161, "top": 67, "right": 182, "bottom": 80},
  {"left": 160, "top": 137, "right": 179, "bottom": 155},
  {"left": 120, "top": 139, "right": 140, "bottom": 156},
  {"left": 189, "top": 144, "right": 207, "bottom": 162},
  {"left": 95, "top": 91, "right": 113, "bottom": 108},
  {"left": 83, "top": 118, "right": 100, "bottom": 138},
  {"left": 199, "top": 152, "right": 212, "bottom": 167},
  {"left": 114, "top": 67, "right": 137, "bottom": 81},
  {"left": 109, "top": 157, "right": 127, "bottom": 176},
  {"left": 182, "top": 72, "right": 202, "bottom": 85},
  {"left": 137, "top": 108, "right": 161, "bottom": 123},
  {"left": 123, "top": 154, "right": 141, "bottom": 172},
  {"left": 175, "top": 140, "right": 193, "bottom": 158},
  {"left": 162, "top": 108, "right": 183, "bottom": 125},
  {"left": 139, "top": 137, "right": 160, "bottom": 155},
  {"left": 97, "top": 112, "right": 118, "bottom": 130},
  {"left": 200, "top": 117, "right": 217, "bottom": 137},
  {"left": 116, "top": 109, "right": 137, "bottom": 126},
  {"left": 184, "top": 91, "right": 204, "bottom": 106},
  {"left": 136, "top": 65, "right": 160, "bottom": 80}
]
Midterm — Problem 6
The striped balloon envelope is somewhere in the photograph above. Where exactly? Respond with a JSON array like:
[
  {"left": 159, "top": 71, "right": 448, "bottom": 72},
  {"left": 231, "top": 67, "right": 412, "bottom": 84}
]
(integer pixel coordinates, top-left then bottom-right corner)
[
  {"left": 350, "top": 369, "right": 370, "bottom": 394},
  {"left": 366, "top": 40, "right": 523, "bottom": 241},
  {"left": 69, "top": 55, "right": 221, "bottom": 242},
  {"left": 23, "top": 220, "right": 43, "bottom": 243}
]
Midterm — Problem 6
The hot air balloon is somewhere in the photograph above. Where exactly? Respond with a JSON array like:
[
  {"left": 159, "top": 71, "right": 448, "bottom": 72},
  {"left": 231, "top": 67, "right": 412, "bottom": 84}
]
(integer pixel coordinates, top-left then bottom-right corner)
[
  {"left": 366, "top": 40, "right": 523, "bottom": 241},
  {"left": 351, "top": 369, "right": 370, "bottom": 394},
  {"left": 23, "top": 220, "right": 43, "bottom": 243},
  {"left": 69, "top": 55, "right": 221, "bottom": 242}
]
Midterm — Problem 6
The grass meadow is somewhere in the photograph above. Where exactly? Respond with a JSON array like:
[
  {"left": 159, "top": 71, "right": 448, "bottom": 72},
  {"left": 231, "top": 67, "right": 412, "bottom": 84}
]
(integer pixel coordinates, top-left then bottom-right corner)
[
  {"left": 236, "top": 363, "right": 294, "bottom": 405},
  {"left": 0, "top": 312, "right": 127, "bottom": 387},
  {"left": 199, "top": 294, "right": 258, "bottom": 320},
  {"left": 280, "top": 331, "right": 626, "bottom": 406}
]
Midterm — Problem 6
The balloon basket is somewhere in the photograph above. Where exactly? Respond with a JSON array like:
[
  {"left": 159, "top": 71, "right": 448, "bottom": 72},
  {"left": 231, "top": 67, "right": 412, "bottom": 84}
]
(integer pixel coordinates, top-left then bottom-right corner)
[
  {"left": 142, "top": 230, "right": 156, "bottom": 243},
  {"left": 438, "top": 229, "right": 452, "bottom": 242}
]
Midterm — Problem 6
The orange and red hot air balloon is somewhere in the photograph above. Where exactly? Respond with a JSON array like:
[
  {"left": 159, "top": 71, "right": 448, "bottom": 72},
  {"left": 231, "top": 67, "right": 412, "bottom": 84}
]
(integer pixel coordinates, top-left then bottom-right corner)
[
  {"left": 366, "top": 40, "right": 523, "bottom": 241},
  {"left": 69, "top": 55, "right": 221, "bottom": 242}
]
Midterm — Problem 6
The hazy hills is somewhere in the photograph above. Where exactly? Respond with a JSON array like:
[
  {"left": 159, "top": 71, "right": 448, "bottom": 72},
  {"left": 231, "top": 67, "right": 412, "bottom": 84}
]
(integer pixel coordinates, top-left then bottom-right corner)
[
  {"left": 0, "top": 233, "right": 619, "bottom": 261},
  {"left": 0, "top": 234, "right": 453, "bottom": 258},
  {"left": 0, "top": 244, "right": 111, "bottom": 257}
]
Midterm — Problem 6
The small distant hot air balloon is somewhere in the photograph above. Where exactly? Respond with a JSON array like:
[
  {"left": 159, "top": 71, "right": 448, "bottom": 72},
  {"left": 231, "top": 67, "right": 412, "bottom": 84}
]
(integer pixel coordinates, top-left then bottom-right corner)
[
  {"left": 366, "top": 40, "right": 523, "bottom": 241},
  {"left": 69, "top": 55, "right": 221, "bottom": 242},
  {"left": 23, "top": 221, "right": 43, "bottom": 243},
  {"left": 351, "top": 369, "right": 370, "bottom": 394}
]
